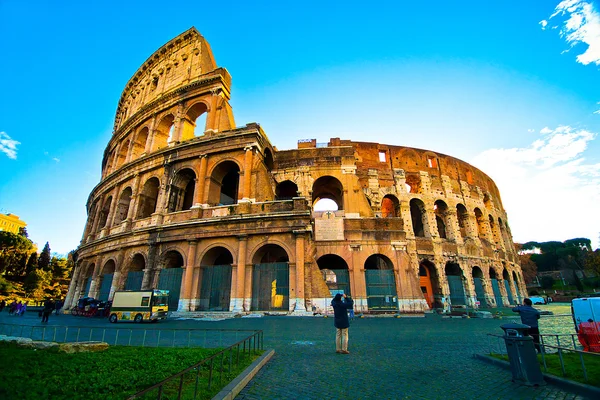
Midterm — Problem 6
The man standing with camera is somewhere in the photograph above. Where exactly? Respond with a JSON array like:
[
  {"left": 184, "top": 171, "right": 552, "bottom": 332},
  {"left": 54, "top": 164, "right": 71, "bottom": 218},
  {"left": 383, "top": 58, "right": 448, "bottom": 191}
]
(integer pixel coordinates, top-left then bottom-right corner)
[{"left": 331, "top": 293, "right": 353, "bottom": 354}]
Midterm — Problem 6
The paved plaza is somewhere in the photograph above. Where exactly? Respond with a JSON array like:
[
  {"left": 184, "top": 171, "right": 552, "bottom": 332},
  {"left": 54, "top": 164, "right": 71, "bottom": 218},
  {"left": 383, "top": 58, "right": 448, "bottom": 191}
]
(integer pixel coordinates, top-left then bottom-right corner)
[{"left": 0, "top": 311, "right": 591, "bottom": 399}]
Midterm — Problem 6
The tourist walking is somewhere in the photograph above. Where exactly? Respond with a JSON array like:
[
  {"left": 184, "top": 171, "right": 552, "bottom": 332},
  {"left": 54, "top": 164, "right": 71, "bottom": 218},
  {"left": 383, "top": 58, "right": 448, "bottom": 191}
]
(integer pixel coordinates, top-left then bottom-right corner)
[
  {"left": 512, "top": 298, "right": 541, "bottom": 352},
  {"left": 331, "top": 293, "right": 353, "bottom": 354},
  {"left": 41, "top": 299, "right": 54, "bottom": 323},
  {"left": 19, "top": 302, "right": 27, "bottom": 316}
]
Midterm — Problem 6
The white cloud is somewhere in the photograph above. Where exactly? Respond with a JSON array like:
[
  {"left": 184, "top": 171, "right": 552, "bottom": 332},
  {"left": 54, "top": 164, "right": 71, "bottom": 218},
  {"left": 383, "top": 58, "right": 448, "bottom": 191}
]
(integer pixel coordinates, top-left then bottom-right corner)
[
  {"left": 527, "top": 128, "right": 535, "bottom": 133},
  {"left": 0, "top": 131, "right": 20, "bottom": 159},
  {"left": 540, "top": 19, "right": 548, "bottom": 30},
  {"left": 52, "top": 157, "right": 60, "bottom": 163},
  {"left": 471, "top": 126, "right": 600, "bottom": 250},
  {"left": 547, "top": 0, "right": 600, "bottom": 65}
]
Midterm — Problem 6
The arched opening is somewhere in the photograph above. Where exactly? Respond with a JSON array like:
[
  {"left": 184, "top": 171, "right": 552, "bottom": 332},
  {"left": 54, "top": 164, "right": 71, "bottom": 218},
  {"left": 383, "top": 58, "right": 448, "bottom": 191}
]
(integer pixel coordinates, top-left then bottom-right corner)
[
  {"left": 312, "top": 176, "right": 344, "bottom": 211},
  {"left": 317, "top": 254, "right": 350, "bottom": 296},
  {"left": 182, "top": 102, "right": 208, "bottom": 140},
  {"left": 264, "top": 148, "right": 274, "bottom": 171},
  {"left": 275, "top": 180, "right": 298, "bottom": 200},
  {"left": 381, "top": 195, "right": 400, "bottom": 218},
  {"left": 456, "top": 204, "right": 469, "bottom": 239},
  {"left": 158, "top": 250, "right": 184, "bottom": 310},
  {"left": 434, "top": 200, "right": 449, "bottom": 239},
  {"left": 168, "top": 168, "right": 196, "bottom": 212},
  {"left": 136, "top": 177, "right": 160, "bottom": 219},
  {"left": 512, "top": 271, "right": 522, "bottom": 304},
  {"left": 498, "top": 217, "right": 511, "bottom": 251},
  {"left": 251, "top": 244, "right": 290, "bottom": 311},
  {"left": 483, "top": 193, "right": 492, "bottom": 210},
  {"left": 472, "top": 266, "right": 488, "bottom": 307},
  {"left": 114, "top": 187, "right": 132, "bottom": 225},
  {"left": 96, "top": 196, "right": 113, "bottom": 232},
  {"left": 84, "top": 201, "right": 98, "bottom": 238},
  {"left": 198, "top": 247, "right": 234, "bottom": 311},
  {"left": 405, "top": 174, "right": 421, "bottom": 194},
  {"left": 208, "top": 161, "right": 240, "bottom": 206},
  {"left": 98, "top": 260, "right": 116, "bottom": 302},
  {"left": 474, "top": 208, "right": 487, "bottom": 241},
  {"left": 445, "top": 262, "right": 466, "bottom": 306},
  {"left": 489, "top": 215, "right": 500, "bottom": 247},
  {"left": 115, "top": 140, "right": 130, "bottom": 169},
  {"left": 489, "top": 268, "right": 503, "bottom": 307},
  {"left": 125, "top": 254, "right": 145, "bottom": 291},
  {"left": 409, "top": 198, "right": 426, "bottom": 237},
  {"left": 419, "top": 259, "right": 441, "bottom": 309},
  {"left": 503, "top": 268, "right": 515, "bottom": 305},
  {"left": 364, "top": 254, "right": 398, "bottom": 311},
  {"left": 131, "top": 127, "right": 149, "bottom": 158},
  {"left": 152, "top": 114, "right": 175, "bottom": 151}
]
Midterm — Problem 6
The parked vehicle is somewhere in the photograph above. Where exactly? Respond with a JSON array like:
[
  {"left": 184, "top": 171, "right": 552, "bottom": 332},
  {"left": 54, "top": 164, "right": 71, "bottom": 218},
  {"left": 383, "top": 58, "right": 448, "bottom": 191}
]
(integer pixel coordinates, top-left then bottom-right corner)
[
  {"left": 109, "top": 290, "right": 169, "bottom": 323},
  {"left": 572, "top": 297, "right": 600, "bottom": 352},
  {"left": 70, "top": 297, "right": 111, "bottom": 318}
]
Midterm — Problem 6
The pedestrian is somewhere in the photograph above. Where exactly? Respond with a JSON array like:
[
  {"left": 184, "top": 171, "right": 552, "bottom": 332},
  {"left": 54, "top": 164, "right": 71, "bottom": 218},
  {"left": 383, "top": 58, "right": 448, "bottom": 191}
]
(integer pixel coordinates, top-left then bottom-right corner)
[
  {"left": 512, "top": 298, "right": 541, "bottom": 352},
  {"left": 55, "top": 300, "right": 63, "bottom": 315},
  {"left": 19, "top": 302, "right": 27, "bottom": 316},
  {"left": 15, "top": 301, "right": 22, "bottom": 316},
  {"left": 348, "top": 301, "right": 355, "bottom": 321},
  {"left": 0, "top": 299, "right": 5, "bottom": 312},
  {"left": 331, "top": 293, "right": 353, "bottom": 354},
  {"left": 8, "top": 300, "right": 16, "bottom": 315},
  {"left": 41, "top": 299, "right": 54, "bottom": 323}
]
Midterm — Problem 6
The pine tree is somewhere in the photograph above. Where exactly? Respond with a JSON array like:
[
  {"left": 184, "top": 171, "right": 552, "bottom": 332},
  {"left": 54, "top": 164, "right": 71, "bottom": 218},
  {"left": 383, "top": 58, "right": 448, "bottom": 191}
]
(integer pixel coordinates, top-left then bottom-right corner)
[
  {"left": 26, "top": 252, "right": 38, "bottom": 275},
  {"left": 38, "top": 242, "right": 51, "bottom": 271}
]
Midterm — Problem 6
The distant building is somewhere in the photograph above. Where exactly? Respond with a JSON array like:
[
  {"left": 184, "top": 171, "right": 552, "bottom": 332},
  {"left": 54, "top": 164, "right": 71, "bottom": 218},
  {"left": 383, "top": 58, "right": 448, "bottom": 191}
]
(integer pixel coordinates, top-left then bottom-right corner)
[{"left": 0, "top": 213, "right": 27, "bottom": 235}]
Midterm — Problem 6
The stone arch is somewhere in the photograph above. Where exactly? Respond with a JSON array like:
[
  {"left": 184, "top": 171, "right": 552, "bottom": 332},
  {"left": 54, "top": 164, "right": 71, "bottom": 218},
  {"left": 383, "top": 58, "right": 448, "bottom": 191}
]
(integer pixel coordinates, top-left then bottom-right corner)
[
  {"left": 152, "top": 113, "right": 175, "bottom": 151},
  {"left": 198, "top": 246, "right": 234, "bottom": 311},
  {"left": 317, "top": 254, "right": 351, "bottom": 295},
  {"left": 168, "top": 168, "right": 196, "bottom": 212},
  {"left": 96, "top": 196, "right": 113, "bottom": 232},
  {"left": 424, "top": 151, "right": 439, "bottom": 169},
  {"left": 364, "top": 254, "right": 398, "bottom": 311},
  {"left": 405, "top": 173, "right": 422, "bottom": 194},
  {"left": 410, "top": 198, "right": 427, "bottom": 237},
  {"left": 251, "top": 243, "right": 290, "bottom": 311},
  {"left": 456, "top": 203, "right": 469, "bottom": 239},
  {"left": 419, "top": 259, "right": 441, "bottom": 309},
  {"left": 434, "top": 200, "right": 449, "bottom": 239},
  {"left": 276, "top": 180, "right": 298, "bottom": 200},
  {"left": 381, "top": 195, "right": 400, "bottom": 218},
  {"left": 312, "top": 175, "right": 344, "bottom": 211},
  {"left": 263, "top": 148, "right": 274, "bottom": 171},
  {"left": 157, "top": 249, "right": 185, "bottom": 310},
  {"left": 124, "top": 253, "right": 145, "bottom": 291},
  {"left": 182, "top": 100, "right": 209, "bottom": 140},
  {"left": 445, "top": 262, "right": 466, "bottom": 306},
  {"left": 131, "top": 126, "right": 149, "bottom": 159},
  {"left": 136, "top": 177, "right": 160, "bottom": 218},
  {"left": 474, "top": 208, "right": 487, "bottom": 241},
  {"left": 114, "top": 187, "right": 132, "bottom": 225},
  {"left": 207, "top": 160, "right": 241, "bottom": 206},
  {"left": 97, "top": 259, "right": 116, "bottom": 301},
  {"left": 115, "top": 139, "right": 130, "bottom": 169}
]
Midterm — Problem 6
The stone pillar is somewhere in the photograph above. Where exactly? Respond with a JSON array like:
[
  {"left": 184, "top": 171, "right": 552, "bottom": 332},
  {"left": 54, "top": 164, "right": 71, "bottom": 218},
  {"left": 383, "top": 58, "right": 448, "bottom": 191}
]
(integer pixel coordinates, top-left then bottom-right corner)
[
  {"left": 64, "top": 263, "right": 82, "bottom": 308},
  {"left": 107, "top": 185, "right": 122, "bottom": 228},
  {"left": 350, "top": 244, "right": 367, "bottom": 313},
  {"left": 425, "top": 205, "right": 438, "bottom": 239},
  {"left": 126, "top": 174, "right": 141, "bottom": 224},
  {"left": 444, "top": 210, "right": 460, "bottom": 242},
  {"left": 145, "top": 115, "right": 157, "bottom": 154},
  {"left": 193, "top": 155, "right": 208, "bottom": 207},
  {"left": 293, "top": 231, "right": 307, "bottom": 312},
  {"left": 233, "top": 235, "right": 247, "bottom": 312},
  {"left": 170, "top": 103, "right": 185, "bottom": 144},
  {"left": 108, "top": 271, "right": 121, "bottom": 301},
  {"left": 89, "top": 201, "right": 103, "bottom": 238},
  {"left": 400, "top": 203, "right": 414, "bottom": 238},
  {"left": 243, "top": 262, "right": 253, "bottom": 312},
  {"left": 88, "top": 257, "right": 103, "bottom": 298},
  {"left": 241, "top": 146, "right": 254, "bottom": 202},
  {"left": 180, "top": 240, "right": 198, "bottom": 311}
]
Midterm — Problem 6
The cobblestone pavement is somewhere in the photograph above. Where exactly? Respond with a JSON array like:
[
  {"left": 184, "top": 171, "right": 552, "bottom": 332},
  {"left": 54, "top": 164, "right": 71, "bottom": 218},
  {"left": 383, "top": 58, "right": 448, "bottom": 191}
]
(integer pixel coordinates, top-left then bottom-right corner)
[{"left": 0, "top": 311, "right": 591, "bottom": 399}]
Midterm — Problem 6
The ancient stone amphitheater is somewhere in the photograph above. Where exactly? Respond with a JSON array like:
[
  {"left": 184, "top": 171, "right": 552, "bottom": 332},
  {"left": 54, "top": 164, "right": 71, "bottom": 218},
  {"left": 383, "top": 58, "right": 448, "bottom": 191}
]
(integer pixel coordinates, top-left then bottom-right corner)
[{"left": 65, "top": 28, "right": 526, "bottom": 314}]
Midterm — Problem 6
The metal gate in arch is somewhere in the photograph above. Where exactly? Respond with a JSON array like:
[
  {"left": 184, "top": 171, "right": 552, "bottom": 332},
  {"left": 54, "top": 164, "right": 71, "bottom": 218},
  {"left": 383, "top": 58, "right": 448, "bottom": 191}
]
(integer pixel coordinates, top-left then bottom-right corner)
[
  {"left": 329, "top": 269, "right": 351, "bottom": 296},
  {"left": 251, "top": 262, "right": 289, "bottom": 311},
  {"left": 365, "top": 270, "right": 398, "bottom": 311},
  {"left": 473, "top": 278, "right": 487, "bottom": 307},
  {"left": 447, "top": 276, "right": 466, "bottom": 306},
  {"left": 98, "top": 274, "right": 113, "bottom": 302},
  {"left": 199, "top": 265, "right": 232, "bottom": 311},
  {"left": 125, "top": 271, "right": 144, "bottom": 291},
  {"left": 158, "top": 268, "right": 183, "bottom": 311},
  {"left": 83, "top": 278, "right": 92, "bottom": 297},
  {"left": 504, "top": 280, "right": 514, "bottom": 305},
  {"left": 491, "top": 279, "right": 503, "bottom": 306}
]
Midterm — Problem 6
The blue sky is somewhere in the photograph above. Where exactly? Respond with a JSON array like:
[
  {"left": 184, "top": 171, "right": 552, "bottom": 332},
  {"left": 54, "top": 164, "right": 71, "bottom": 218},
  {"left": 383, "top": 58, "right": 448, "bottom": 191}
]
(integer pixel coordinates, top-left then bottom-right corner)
[{"left": 1, "top": 0, "right": 599, "bottom": 254}]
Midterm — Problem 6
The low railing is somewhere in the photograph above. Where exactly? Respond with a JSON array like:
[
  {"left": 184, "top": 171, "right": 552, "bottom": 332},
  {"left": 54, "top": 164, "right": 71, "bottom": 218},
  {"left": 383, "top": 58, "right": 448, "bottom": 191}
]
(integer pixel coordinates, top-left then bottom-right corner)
[
  {"left": 128, "top": 330, "right": 264, "bottom": 399},
  {"left": 487, "top": 333, "right": 600, "bottom": 384},
  {"left": 0, "top": 323, "right": 258, "bottom": 349}
]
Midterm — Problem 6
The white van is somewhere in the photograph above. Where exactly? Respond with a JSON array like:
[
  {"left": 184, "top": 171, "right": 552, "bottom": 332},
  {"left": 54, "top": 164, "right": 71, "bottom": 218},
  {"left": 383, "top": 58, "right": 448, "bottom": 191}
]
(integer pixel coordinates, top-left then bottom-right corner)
[
  {"left": 571, "top": 297, "right": 600, "bottom": 331},
  {"left": 109, "top": 290, "right": 169, "bottom": 323}
]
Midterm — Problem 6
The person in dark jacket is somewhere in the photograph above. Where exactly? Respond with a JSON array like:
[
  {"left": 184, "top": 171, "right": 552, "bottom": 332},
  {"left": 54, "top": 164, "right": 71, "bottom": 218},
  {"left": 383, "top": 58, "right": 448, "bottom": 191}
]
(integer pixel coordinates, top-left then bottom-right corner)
[
  {"left": 512, "top": 298, "right": 541, "bottom": 351},
  {"left": 331, "top": 293, "right": 354, "bottom": 354},
  {"left": 41, "top": 299, "right": 55, "bottom": 324}
]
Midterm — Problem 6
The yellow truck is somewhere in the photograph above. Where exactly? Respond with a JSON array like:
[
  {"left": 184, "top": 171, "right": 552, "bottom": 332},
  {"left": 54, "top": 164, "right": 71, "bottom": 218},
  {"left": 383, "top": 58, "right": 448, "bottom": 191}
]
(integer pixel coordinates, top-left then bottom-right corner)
[{"left": 108, "top": 290, "right": 169, "bottom": 323}]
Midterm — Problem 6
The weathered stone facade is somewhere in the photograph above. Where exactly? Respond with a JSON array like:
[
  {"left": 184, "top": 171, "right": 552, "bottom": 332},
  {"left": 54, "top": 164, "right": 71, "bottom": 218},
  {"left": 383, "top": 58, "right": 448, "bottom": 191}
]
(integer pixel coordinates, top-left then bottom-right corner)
[{"left": 65, "top": 28, "right": 527, "bottom": 314}]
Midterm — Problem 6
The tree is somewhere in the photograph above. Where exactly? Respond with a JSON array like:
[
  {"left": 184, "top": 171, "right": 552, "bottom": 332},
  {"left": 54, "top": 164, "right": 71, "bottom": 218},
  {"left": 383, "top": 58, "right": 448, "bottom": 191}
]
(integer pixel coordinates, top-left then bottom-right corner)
[
  {"left": 23, "top": 269, "right": 52, "bottom": 297},
  {"left": 515, "top": 243, "right": 537, "bottom": 284},
  {"left": 38, "top": 242, "right": 51, "bottom": 271},
  {"left": 584, "top": 249, "right": 600, "bottom": 276},
  {"left": 0, "top": 231, "right": 34, "bottom": 275},
  {"left": 50, "top": 256, "right": 69, "bottom": 279},
  {"left": 540, "top": 276, "right": 555, "bottom": 290},
  {"left": 25, "top": 252, "right": 38, "bottom": 275}
]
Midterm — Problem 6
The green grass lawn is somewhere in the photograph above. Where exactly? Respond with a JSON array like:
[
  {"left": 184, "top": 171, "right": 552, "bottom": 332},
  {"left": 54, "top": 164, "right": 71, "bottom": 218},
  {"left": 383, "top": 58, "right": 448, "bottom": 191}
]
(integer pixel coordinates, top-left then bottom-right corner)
[
  {"left": 492, "top": 352, "right": 600, "bottom": 387},
  {"left": 0, "top": 342, "right": 260, "bottom": 400}
]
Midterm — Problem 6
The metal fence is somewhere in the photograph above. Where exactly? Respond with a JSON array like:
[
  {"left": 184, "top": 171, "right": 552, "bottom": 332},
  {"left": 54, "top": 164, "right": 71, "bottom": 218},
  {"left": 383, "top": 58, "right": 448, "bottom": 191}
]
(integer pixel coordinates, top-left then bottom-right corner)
[
  {"left": 487, "top": 333, "right": 600, "bottom": 384},
  {"left": 128, "top": 330, "right": 264, "bottom": 399},
  {"left": 0, "top": 323, "right": 259, "bottom": 349}
]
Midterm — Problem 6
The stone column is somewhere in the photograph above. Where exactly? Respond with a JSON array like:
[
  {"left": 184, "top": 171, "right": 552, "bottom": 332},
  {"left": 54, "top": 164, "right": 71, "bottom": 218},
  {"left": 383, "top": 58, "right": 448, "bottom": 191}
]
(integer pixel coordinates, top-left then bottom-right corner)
[
  {"left": 126, "top": 174, "right": 141, "bottom": 225},
  {"left": 193, "top": 155, "right": 208, "bottom": 207},
  {"left": 350, "top": 244, "right": 367, "bottom": 313},
  {"left": 293, "top": 231, "right": 307, "bottom": 312},
  {"left": 89, "top": 201, "right": 103, "bottom": 238},
  {"left": 243, "top": 262, "right": 253, "bottom": 312},
  {"left": 64, "top": 263, "right": 82, "bottom": 308},
  {"left": 241, "top": 146, "right": 254, "bottom": 202},
  {"left": 145, "top": 115, "right": 157, "bottom": 153},
  {"left": 170, "top": 103, "right": 185, "bottom": 144},
  {"left": 444, "top": 210, "right": 460, "bottom": 242},
  {"left": 233, "top": 235, "right": 248, "bottom": 312},
  {"left": 108, "top": 271, "right": 121, "bottom": 301},
  {"left": 180, "top": 240, "right": 198, "bottom": 311},
  {"left": 107, "top": 185, "right": 122, "bottom": 228},
  {"left": 88, "top": 257, "right": 103, "bottom": 298}
]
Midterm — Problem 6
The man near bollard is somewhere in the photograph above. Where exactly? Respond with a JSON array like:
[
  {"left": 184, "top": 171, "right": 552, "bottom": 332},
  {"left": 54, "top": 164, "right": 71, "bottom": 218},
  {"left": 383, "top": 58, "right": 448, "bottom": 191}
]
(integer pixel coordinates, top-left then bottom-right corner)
[{"left": 512, "top": 298, "right": 541, "bottom": 352}]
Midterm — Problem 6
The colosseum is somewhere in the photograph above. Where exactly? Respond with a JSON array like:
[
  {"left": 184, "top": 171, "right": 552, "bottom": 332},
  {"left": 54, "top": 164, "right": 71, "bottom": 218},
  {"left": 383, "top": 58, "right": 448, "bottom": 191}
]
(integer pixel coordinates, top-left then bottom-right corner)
[{"left": 65, "top": 27, "right": 527, "bottom": 315}]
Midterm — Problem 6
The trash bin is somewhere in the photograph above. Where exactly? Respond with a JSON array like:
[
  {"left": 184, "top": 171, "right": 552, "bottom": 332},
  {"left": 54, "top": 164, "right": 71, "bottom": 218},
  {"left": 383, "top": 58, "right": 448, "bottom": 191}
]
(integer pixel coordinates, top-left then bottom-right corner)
[{"left": 500, "top": 323, "right": 545, "bottom": 386}]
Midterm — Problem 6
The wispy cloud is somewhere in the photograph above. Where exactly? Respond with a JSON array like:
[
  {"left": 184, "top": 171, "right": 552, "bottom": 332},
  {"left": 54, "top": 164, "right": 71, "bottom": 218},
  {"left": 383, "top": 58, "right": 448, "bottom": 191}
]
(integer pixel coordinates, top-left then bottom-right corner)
[
  {"left": 545, "top": 0, "right": 600, "bottom": 65},
  {"left": 0, "top": 131, "right": 20, "bottom": 159},
  {"left": 471, "top": 126, "right": 600, "bottom": 249}
]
